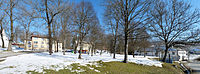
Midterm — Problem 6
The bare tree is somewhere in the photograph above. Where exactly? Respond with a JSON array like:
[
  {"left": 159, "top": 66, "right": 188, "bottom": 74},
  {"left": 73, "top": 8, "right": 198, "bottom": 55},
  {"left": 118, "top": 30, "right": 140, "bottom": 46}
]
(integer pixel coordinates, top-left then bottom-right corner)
[
  {"left": 0, "top": 1, "right": 5, "bottom": 48},
  {"left": 104, "top": 2, "right": 120, "bottom": 59},
  {"left": 128, "top": 27, "right": 150, "bottom": 57},
  {"left": 16, "top": 0, "right": 38, "bottom": 50},
  {"left": 88, "top": 23, "right": 102, "bottom": 56},
  {"left": 73, "top": 1, "right": 99, "bottom": 59},
  {"left": 149, "top": 0, "right": 200, "bottom": 62},
  {"left": 4, "top": 0, "right": 18, "bottom": 51},
  {"left": 105, "top": 0, "right": 151, "bottom": 63},
  {"left": 31, "top": 0, "right": 69, "bottom": 55}
]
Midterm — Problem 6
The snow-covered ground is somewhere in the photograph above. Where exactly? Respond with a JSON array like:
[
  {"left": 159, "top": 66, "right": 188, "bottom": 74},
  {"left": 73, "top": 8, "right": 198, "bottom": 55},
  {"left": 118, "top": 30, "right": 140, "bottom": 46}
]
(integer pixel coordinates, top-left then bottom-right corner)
[
  {"left": 0, "top": 52, "right": 162, "bottom": 74},
  {"left": 189, "top": 54, "right": 200, "bottom": 61}
]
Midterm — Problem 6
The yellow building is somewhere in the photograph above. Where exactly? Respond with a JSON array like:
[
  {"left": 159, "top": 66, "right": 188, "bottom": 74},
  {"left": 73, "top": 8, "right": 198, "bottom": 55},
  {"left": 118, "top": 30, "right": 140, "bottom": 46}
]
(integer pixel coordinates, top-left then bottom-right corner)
[{"left": 24, "top": 35, "right": 62, "bottom": 52}]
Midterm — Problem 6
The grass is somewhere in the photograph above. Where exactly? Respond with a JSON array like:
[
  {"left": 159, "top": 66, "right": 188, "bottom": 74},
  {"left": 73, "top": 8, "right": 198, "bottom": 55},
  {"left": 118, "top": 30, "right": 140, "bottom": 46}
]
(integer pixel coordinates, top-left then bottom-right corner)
[{"left": 26, "top": 61, "right": 184, "bottom": 74}]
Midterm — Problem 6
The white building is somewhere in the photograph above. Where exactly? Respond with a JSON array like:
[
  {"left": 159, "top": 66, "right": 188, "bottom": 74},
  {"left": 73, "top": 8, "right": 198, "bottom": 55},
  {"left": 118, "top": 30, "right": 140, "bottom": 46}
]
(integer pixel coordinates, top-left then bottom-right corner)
[
  {"left": 24, "top": 35, "right": 62, "bottom": 52},
  {"left": 0, "top": 29, "right": 9, "bottom": 48},
  {"left": 76, "top": 41, "right": 92, "bottom": 53}
]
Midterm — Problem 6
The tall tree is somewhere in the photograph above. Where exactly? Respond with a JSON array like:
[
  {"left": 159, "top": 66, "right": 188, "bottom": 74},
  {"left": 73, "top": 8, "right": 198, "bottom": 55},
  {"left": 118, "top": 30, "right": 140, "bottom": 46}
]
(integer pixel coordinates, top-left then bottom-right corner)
[
  {"left": 104, "top": 2, "right": 120, "bottom": 59},
  {"left": 105, "top": 0, "right": 151, "bottom": 63},
  {"left": 88, "top": 23, "right": 102, "bottom": 56},
  {"left": 0, "top": 1, "right": 5, "bottom": 48},
  {"left": 73, "top": 1, "right": 99, "bottom": 59},
  {"left": 17, "top": 0, "right": 38, "bottom": 50},
  {"left": 32, "top": 0, "right": 68, "bottom": 55},
  {"left": 149, "top": 0, "right": 200, "bottom": 62},
  {"left": 5, "top": 0, "right": 18, "bottom": 51},
  {"left": 0, "top": 15, "right": 5, "bottom": 48}
]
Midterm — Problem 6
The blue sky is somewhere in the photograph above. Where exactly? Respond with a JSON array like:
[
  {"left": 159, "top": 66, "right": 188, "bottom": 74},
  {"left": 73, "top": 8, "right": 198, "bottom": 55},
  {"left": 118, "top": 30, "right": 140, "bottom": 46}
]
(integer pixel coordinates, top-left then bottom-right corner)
[
  {"left": 69, "top": 0, "right": 105, "bottom": 27},
  {"left": 27, "top": 0, "right": 200, "bottom": 35},
  {"left": 190, "top": 0, "right": 200, "bottom": 9},
  {"left": 69, "top": 0, "right": 200, "bottom": 29}
]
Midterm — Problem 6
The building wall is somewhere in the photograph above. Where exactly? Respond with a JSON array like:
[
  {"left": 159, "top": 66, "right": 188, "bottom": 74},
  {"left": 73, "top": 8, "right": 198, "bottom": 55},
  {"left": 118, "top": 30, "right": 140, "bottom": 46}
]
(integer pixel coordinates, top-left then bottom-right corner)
[
  {"left": 77, "top": 43, "right": 91, "bottom": 51},
  {"left": 0, "top": 29, "right": 9, "bottom": 48},
  {"left": 24, "top": 37, "right": 62, "bottom": 51}
]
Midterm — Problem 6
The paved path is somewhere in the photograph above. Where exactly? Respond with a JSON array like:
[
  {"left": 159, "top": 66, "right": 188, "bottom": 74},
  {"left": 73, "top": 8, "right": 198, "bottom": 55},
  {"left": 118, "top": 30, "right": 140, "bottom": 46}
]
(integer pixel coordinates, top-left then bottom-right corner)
[
  {"left": 0, "top": 51, "right": 42, "bottom": 60},
  {"left": 186, "top": 62, "right": 200, "bottom": 74},
  {"left": 185, "top": 55, "right": 200, "bottom": 74},
  {"left": 0, "top": 51, "right": 24, "bottom": 59}
]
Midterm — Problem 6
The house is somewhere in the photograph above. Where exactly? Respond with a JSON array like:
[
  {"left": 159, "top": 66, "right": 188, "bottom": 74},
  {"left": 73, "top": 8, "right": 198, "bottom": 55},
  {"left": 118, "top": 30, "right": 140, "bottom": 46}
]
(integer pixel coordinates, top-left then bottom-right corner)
[
  {"left": 24, "top": 35, "right": 62, "bottom": 52},
  {"left": 76, "top": 41, "right": 92, "bottom": 53},
  {"left": 0, "top": 29, "right": 9, "bottom": 48},
  {"left": 167, "top": 48, "right": 188, "bottom": 61}
]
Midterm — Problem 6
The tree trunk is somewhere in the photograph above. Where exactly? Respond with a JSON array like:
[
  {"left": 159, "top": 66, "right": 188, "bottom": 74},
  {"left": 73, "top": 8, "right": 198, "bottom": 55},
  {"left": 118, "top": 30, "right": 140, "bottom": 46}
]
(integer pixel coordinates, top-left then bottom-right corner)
[
  {"left": 25, "top": 31, "right": 28, "bottom": 50},
  {"left": 88, "top": 46, "right": 90, "bottom": 55},
  {"left": 144, "top": 48, "right": 146, "bottom": 57},
  {"left": 113, "top": 39, "right": 116, "bottom": 59},
  {"left": 45, "top": 0, "right": 53, "bottom": 55},
  {"left": 74, "top": 39, "right": 79, "bottom": 54},
  {"left": 7, "top": 40, "right": 12, "bottom": 51},
  {"left": 113, "top": 21, "right": 118, "bottom": 59},
  {"left": 132, "top": 51, "right": 135, "bottom": 58},
  {"left": 8, "top": 0, "right": 14, "bottom": 51},
  {"left": 63, "top": 39, "right": 66, "bottom": 55},
  {"left": 100, "top": 49, "right": 102, "bottom": 55},
  {"left": 78, "top": 42, "right": 82, "bottom": 59},
  {"left": 57, "top": 40, "right": 59, "bottom": 52},
  {"left": 123, "top": 29, "right": 128, "bottom": 63},
  {"left": 162, "top": 46, "right": 169, "bottom": 62},
  {"left": 91, "top": 45, "right": 94, "bottom": 56},
  {"left": 123, "top": 0, "right": 128, "bottom": 63},
  {"left": 48, "top": 25, "right": 52, "bottom": 55},
  {"left": 0, "top": 28, "right": 5, "bottom": 48}
]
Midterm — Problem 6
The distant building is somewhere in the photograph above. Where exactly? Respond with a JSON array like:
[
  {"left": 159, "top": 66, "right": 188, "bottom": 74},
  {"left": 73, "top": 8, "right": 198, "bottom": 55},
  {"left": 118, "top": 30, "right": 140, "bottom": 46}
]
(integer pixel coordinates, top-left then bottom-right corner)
[
  {"left": 0, "top": 29, "right": 9, "bottom": 48},
  {"left": 76, "top": 41, "right": 92, "bottom": 53},
  {"left": 24, "top": 35, "right": 62, "bottom": 51}
]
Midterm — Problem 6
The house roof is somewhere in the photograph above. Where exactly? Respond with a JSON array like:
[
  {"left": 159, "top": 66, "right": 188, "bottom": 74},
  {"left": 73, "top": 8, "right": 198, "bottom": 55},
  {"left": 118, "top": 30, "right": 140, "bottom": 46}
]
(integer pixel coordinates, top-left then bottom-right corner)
[{"left": 31, "top": 35, "right": 48, "bottom": 38}]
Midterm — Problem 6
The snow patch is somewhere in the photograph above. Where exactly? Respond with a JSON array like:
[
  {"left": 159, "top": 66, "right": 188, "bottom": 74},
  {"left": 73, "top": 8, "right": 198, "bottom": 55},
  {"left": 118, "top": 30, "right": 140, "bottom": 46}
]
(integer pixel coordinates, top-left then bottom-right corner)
[{"left": 0, "top": 52, "right": 162, "bottom": 74}]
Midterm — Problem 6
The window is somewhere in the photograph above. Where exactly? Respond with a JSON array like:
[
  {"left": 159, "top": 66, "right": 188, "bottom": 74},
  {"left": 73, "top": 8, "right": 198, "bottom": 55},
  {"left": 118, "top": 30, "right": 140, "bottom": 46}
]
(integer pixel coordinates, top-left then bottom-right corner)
[
  {"left": 34, "top": 37, "right": 38, "bottom": 39},
  {"left": 28, "top": 45, "right": 31, "bottom": 47},
  {"left": 34, "top": 41, "right": 38, "bottom": 44},
  {"left": 28, "top": 41, "right": 31, "bottom": 44},
  {"left": 172, "top": 52, "right": 175, "bottom": 55},
  {"left": 42, "top": 42, "right": 44, "bottom": 44},
  {"left": 41, "top": 45, "right": 44, "bottom": 48},
  {"left": 34, "top": 45, "right": 38, "bottom": 47}
]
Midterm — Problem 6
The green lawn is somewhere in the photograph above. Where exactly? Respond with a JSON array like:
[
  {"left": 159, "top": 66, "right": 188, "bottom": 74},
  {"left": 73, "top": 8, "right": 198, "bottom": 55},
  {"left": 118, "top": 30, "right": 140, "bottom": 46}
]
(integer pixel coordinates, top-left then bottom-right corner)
[{"left": 27, "top": 61, "right": 184, "bottom": 74}]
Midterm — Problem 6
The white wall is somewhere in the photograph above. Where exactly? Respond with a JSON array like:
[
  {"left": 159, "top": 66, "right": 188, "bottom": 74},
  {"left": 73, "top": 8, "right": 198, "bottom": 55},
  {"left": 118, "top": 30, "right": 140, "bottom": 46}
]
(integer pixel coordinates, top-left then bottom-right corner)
[{"left": 0, "top": 29, "right": 9, "bottom": 48}]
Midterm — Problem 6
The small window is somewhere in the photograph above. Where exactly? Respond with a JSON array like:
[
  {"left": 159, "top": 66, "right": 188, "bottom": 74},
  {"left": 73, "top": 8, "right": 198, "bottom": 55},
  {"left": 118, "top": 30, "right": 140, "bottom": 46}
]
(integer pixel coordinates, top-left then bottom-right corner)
[
  {"left": 28, "top": 42, "right": 31, "bottom": 44},
  {"left": 28, "top": 45, "right": 31, "bottom": 47},
  {"left": 34, "top": 41, "right": 38, "bottom": 44},
  {"left": 34, "top": 45, "right": 38, "bottom": 47},
  {"left": 41, "top": 45, "right": 44, "bottom": 48},
  {"left": 42, "top": 42, "right": 44, "bottom": 44},
  {"left": 172, "top": 52, "right": 175, "bottom": 55}
]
